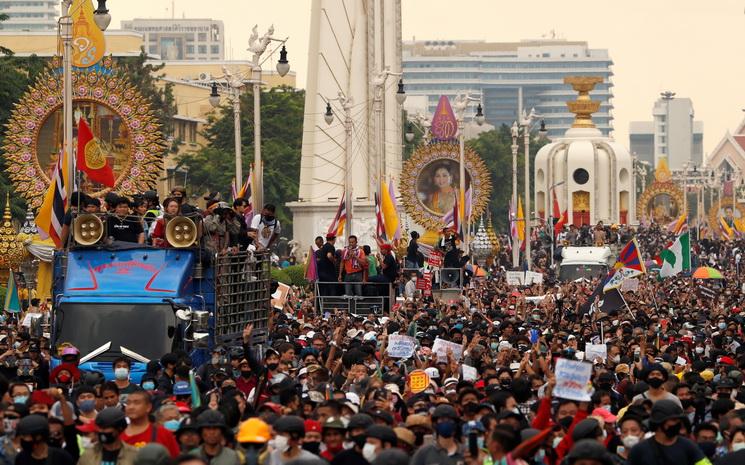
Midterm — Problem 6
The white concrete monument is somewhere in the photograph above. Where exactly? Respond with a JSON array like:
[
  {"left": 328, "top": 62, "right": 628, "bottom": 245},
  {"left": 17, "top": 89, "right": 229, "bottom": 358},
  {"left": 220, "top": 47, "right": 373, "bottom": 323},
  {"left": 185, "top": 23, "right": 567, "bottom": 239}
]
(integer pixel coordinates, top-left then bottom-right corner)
[
  {"left": 287, "top": 0, "right": 403, "bottom": 249},
  {"left": 534, "top": 77, "right": 635, "bottom": 226}
]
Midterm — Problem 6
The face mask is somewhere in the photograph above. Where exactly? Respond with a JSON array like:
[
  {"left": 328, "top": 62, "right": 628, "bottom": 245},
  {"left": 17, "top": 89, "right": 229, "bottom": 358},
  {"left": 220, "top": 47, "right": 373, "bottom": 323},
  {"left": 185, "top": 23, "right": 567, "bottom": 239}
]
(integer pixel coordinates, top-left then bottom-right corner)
[
  {"left": 57, "top": 373, "right": 71, "bottom": 384},
  {"left": 211, "top": 355, "right": 220, "bottom": 365},
  {"left": 490, "top": 342, "right": 498, "bottom": 350},
  {"left": 733, "top": 442, "right": 745, "bottom": 452},
  {"left": 681, "top": 399, "right": 693, "bottom": 409},
  {"left": 697, "top": 441, "right": 716, "bottom": 458},
  {"left": 79, "top": 399, "right": 96, "bottom": 413},
  {"left": 142, "top": 381, "right": 155, "bottom": 391},
  {"left": 695, "top": 347, "right": 704, "bottom": 354},
  {"left": 435, "top": 420, "right": 456, "bottom": 438},
  {"left": 647, "top": 377, "right": 664, "bottom": 389},
  {"left": 266, "top": 362, "right": 279, "bottom": 371},
  {"left": 350, "top": 434, "right": 367, "bottom": 449},
  {"left": 558, "top": 416, "right": 573, "bottom": 431},
  {"left": 600, "top": 404, "right": 612, "bottom": 412},
  {"left": 232, "top": 369, "right": 241, "bottom": 378},
  {"left": 271, "top": 434, "right": 289, "bottom": 453},
  {"left": 164, "top": 419, "right": 181, "bottom": 432},
  {"left": 477, "top": 437, "right": 485, "bottom": 449},
  {"left": 534, "top": 449, "right": 545, "bottom": 462},
  {"left": 611, "top": 355, "right": 620, "bottom": 364},
  {"left": 13, "top": 395, "right": 28, "bottom": 405},
  {"left": 241, "top": 370, "right": 252, "bottom": 378},
  {"left": 48, "top": 437, "right": 63, "bottom": 448},
  {"left": 362, "top": 443, "right": 377, "bottom": 462},
  {"left": 264, "top": 215, "right": 275, "bottom": 222},
  {"left": 20, "top": 439, "right": 34, "bottom": 453},
  {"left": 552, "top": 436, "right": 563, "bottom": 448},
  {"left": 500, "top": 379, "right": 512, "bottom": 388},
  {"left": 622, "top": 435, "right": 640, "bottom": 449},
  {"left": 80, "top": 436, "right": 94, "bottom": 449},
  {"left": 302, "top": 441, "right": 321, "bottom": 455},
  {"left": 718, "top": 322, "right": 727, "bottom": 330},
  {"left": 98, "top": 431, "right": 118, "bottom": 445},
  {"left": 662, "top": 422, "right": 681, "bottom": 439},
  {"left": 114, "top": 368, "right": 129, "bottom": 381}
]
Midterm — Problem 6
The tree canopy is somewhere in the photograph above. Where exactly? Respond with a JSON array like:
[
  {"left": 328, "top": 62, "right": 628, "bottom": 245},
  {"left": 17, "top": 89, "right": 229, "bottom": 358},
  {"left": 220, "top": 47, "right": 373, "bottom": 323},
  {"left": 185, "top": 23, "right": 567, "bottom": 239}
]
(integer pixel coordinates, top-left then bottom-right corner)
[{"left": 175, "top": 86, "right": 304, "bottom": 235}]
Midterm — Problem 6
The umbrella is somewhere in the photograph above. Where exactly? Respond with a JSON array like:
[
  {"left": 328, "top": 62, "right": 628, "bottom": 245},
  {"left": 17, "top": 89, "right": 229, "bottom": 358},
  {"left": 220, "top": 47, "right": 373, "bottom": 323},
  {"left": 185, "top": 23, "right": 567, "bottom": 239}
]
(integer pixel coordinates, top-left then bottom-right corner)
[{"left": 692, "top": 267, "right": 723, "bottom": 279}]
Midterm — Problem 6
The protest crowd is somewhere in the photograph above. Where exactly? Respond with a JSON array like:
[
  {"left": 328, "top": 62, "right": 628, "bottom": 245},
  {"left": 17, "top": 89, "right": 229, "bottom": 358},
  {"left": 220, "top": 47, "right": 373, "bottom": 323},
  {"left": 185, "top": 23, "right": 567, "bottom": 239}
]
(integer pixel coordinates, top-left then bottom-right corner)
[{"left": 5, "top": 187, "right": 745, "bottom": 465}]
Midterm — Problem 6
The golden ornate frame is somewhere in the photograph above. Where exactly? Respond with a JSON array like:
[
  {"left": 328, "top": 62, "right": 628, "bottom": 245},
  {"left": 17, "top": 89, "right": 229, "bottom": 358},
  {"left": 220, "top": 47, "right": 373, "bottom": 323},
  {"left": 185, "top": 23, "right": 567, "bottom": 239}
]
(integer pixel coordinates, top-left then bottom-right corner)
[
  {"left": 2, "top": 55, "right": 166, "bottom": 207},
  {"left": 636, "top": 181, "right": 684, "bottom": 224},
  {"left": 400, "top": 142, "right": 491, "bottom": 231},
  {"left": 708, "top": 198, "right": 745, "bottom": 238}
]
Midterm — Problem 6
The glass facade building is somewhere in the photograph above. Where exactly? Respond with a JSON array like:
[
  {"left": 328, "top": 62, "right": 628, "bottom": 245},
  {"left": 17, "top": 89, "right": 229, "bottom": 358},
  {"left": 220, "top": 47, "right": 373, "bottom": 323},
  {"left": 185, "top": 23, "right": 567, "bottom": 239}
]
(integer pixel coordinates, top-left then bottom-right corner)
[
  {"left": 0, "top": 1, "right": 58, "bottom": 31},
  {"left": 402, "top": 40, "right": 614, "bottom": 138}
]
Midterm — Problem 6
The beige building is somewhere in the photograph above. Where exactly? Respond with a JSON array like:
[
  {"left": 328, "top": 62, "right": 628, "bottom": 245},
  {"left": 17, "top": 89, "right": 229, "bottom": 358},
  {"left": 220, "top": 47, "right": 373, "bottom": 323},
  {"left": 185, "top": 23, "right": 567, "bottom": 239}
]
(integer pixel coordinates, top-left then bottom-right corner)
[{"left": 0, "top": 31, "right": 297, "bottom": 199}]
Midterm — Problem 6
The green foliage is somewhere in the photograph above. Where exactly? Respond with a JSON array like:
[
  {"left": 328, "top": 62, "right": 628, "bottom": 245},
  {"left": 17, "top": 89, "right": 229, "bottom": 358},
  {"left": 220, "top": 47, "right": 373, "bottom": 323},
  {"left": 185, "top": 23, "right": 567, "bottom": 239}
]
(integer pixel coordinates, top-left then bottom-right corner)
[
  {"left": 175, "top": 87, "right": 305, "bottom": 235},
  {"left": 283, "top": 264, "right": 307, "bottom": 287},
  {"left": 271, "top": 267, "right": 291, "bottom": 285},
  {"left": 467, "top": 125, "right": 548, "bottom": 232}
]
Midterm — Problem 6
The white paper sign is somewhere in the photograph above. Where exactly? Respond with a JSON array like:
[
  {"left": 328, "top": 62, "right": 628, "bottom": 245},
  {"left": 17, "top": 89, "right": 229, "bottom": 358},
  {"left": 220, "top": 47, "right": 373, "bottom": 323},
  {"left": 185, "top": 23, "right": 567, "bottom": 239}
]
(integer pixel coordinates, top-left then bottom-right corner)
[
  {"left": 432, "top": 338, "right": 464, "bottom": 362},
  {"left": 387, "top": 335, "right": 417, "bottom": 359},
  {"left": 584, "top": 344, "right": 607, "bottom": 363},
  {"left": 271, "top": 282, "right": 291, "bottom": 309},
  {"left": 21, "top": 313, "right": 43, "bottom": 328},
  {"left": 506, "top": 271, "right": 524, "bottom": 286},
  {"left": 462, "top": 364, "right": 478, "bottom": 381},
  {"left": 525, "top": 271, "right": 544, "bottom": 285},
  {"left": 554, "top": 358, "right": 593, "bottom": 401},
  {"left": 621, "top": 278, "right": 639, "bottom": 292}
]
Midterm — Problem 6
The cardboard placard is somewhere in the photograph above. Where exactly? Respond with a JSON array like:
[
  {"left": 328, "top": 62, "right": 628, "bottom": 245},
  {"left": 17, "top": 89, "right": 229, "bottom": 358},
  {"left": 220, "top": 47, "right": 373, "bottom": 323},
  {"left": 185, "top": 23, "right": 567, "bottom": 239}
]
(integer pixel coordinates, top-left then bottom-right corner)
[
  {"left": 554, "top": 358, "right": 593, "bottom": 401},
  {"left": 584, "top": 343, "right": 607, "bottom": 363},
  {"left": 431, "top": 337, "right": 463, "bottom": 362},
  {"left": 387, "top": 335, "right": 417, "bottom": 359},
  {"left": 506, "top": 271, "right": 524, "bottom": 286}
]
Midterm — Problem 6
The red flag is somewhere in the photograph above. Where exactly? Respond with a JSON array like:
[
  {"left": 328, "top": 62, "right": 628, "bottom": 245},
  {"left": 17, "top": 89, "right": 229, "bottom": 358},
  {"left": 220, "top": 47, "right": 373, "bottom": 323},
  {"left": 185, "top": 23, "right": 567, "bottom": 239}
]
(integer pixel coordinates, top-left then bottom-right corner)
[
  {"left": 554, "top": 210, "right": 568, "bottom": 238},
  {"left": 76, "top": 118, "right": 115, "bottom": 187},
  {"left": 552, "top": 189, "right": 561, "bottom": 219}
]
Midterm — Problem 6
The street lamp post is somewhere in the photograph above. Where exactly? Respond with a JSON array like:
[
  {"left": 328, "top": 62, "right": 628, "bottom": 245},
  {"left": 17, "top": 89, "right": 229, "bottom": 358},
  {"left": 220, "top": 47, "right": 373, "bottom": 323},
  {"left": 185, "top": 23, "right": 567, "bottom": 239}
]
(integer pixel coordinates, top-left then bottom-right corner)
[
  {"left": 372, "top": 70, "right": 406, "bottom": 189},
  {"left": 510, "top": 121, "right": 519, "bottom": 267},
  {"left": 324, "top": 94, "right": 354, "bottom": 241},
  {"left": 405, "top": 111, "right": 431, "bottom": 144},
  {"left": 519, "top": 108, "right": 543, "bottom": 270},
  {"left": 209, "top": 26, "right": 289, "bottom": 209},
  {"left": 453, "top": 93, "right": 484, "bottom": 252},
  {"left": 60, "top": 0, "right": 112, "bottom": 200}
]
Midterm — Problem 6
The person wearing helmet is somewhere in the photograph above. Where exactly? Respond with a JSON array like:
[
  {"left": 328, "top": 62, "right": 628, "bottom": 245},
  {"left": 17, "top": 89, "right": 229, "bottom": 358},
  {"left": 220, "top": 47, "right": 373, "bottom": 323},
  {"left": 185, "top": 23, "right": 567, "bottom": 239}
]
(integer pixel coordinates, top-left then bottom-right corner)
[
  {"left": 268, "top": 415, "right": 316, "bottom": 465},
  {"left": 237, "top": 418, "right": 271, "bottom": 465},
  {"left": 78, "top": 407, "right": 138, "bottom": 465},
  {"left": 411, "top": 404, "right": 465, "bottom": 465},
  {"left": 319, "top": 417, "right": 347, "bottom": 461},
  {"left": 15, "top": 413, "right": 74, "bottom": 465},
  {"left": 189, "top": 410, "right": 241, "bottom": 465},
  {"left": 628, "top": 399, "right": 712, "bottom": 465}
]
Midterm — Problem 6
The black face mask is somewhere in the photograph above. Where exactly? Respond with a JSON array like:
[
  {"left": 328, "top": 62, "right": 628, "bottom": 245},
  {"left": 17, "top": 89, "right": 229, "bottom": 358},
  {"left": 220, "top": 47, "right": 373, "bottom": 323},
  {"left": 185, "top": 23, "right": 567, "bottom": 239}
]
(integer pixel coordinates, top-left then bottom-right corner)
[
  {"left": 20, "top": 439, "right": 34, "bottom": 454},
  {"left": 98, "top": 431, "right": 118, "bottom": 445},
  {"left": 647, "top": 377, "right": 665, "bottom": 389},
  {"left": 557, "top": 416, "right": 574, "bottom": 431},
  {"left": 350, "top": 434, "right": 367, "bottom": 449},
  {"left": 266, "top": 362, "right": 279, "bottom": 371},
  {"left": 47, "top": 437, "right": 63, "bottom": 448},
  {"left": 680, "top": 399, "right": 694, "bottom": 409},
  {"left": 240, "top": 370, "right": 252, "bottom": 378},
  {"left": 414, "top": 431, "right": 426, "bottom": 446},
  {"left": 662, "top": 422, "right": 681, "bottom": 439},
  {"left": 302, "top": 441, "right": 321, "bottom": 455},
  {"left": 697, "top": 441, "right": 716, "bottom": 458},
  {"left": 263, "top": 215, "right": 275, "bottom": 222},
  {"left": 597, "top": 383, "right": 613, "bottom": 391}
]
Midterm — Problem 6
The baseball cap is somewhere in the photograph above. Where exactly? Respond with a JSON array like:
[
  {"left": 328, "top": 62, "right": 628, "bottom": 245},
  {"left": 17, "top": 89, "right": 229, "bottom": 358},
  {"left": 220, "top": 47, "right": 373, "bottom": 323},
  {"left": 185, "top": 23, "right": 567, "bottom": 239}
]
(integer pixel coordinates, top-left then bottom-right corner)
[{"left": 173, "top": 381, "right": 191, "bottom": 396}]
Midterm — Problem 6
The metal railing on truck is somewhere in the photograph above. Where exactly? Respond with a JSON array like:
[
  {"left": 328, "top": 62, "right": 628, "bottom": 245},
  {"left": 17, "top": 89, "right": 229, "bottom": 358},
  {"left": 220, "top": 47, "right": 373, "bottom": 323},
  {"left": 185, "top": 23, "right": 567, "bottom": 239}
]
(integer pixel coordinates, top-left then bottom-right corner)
[{"left": 314, "top": 282, "right": 393, "bottom": 315}]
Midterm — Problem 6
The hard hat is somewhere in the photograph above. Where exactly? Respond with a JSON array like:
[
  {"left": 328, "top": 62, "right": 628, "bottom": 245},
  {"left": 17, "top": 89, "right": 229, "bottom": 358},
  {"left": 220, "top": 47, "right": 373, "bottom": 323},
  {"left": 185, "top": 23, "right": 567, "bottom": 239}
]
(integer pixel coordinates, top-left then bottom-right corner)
[
  {"left": 237, "top": 418, "right": 271, "bottom": 444},
  {"left": 273, "top": 415, "right": 306, "bottom": 437}
]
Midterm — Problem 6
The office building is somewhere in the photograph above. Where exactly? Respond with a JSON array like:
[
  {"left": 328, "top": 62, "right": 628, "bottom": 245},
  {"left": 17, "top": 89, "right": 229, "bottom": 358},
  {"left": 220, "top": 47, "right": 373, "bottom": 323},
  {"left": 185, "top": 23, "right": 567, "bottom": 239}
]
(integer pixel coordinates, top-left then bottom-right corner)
[
  {"left": 629, "top": 95, "right": 703, "bottom": 170},
  {"left": 402, "top": 39, "right": 614, "bottom": 138},
  {"left": 120, "top": 18, "right": 224, "bottom": 61},
  {"left": 0, "top": 1, "right": 58, "bottom": 31}
]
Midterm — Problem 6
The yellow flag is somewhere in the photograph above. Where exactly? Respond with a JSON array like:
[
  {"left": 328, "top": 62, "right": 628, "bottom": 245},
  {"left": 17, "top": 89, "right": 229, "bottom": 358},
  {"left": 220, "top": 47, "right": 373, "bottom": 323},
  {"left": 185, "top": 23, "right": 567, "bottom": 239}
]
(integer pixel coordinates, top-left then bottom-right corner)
[
  {"left": 66, "top": 0, "right": 106, "bottom": 68},
  {"left": 516, "top": 197, "right": 525, "bottom": 242},
  {"left": 380, "top": 181, "right": 399, "bottom": 240}
]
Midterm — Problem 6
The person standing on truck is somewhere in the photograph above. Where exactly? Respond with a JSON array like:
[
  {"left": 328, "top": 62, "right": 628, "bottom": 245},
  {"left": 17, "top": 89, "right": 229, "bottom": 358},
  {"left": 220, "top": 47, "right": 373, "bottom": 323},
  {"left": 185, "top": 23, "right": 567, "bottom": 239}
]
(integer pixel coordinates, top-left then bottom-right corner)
[
  {"left": 338, "top": 235, "right": 367, "bottom": 297},
  {"left": 150, "top": 198, "right": 181, "bottom": 248},
  {"left": 248, "top": 204, "right": 281, "bottom": 251},
  {"left": 106, "top": 197, "right": 145, "bottom": 244},
  {"left": 120, "top": 390, "right": 180, "bottom": 457},
  {"left": 317, "top": 234, "right": 338, "bottom": 297}
]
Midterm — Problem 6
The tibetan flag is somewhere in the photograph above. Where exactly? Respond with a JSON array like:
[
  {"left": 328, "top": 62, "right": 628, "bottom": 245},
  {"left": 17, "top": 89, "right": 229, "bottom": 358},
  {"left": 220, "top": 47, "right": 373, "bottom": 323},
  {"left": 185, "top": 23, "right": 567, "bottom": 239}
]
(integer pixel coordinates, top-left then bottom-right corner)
[
  {"left": 77, "top": 117, "right": 115, "bottom": 187},
  {"left": 604, "top": 238, "right": 646, "bottom": 292},
  {"left": 380, "top": 181, "right": 399, "bottom": 241},
  {"left": 327, "top": 195, "right": 346, "bottom": 237},
  {"left": 36, "top": 150, "right": 68, "bottom": 248},
  {"left": 305, "top": 247, "right": 318, "bottom": 282},
  {"left": 3, "top": 270, "right": 20, "bottom": 313},
  {"left": 388, "top": 179, "right": 402, "bottom": 241}
]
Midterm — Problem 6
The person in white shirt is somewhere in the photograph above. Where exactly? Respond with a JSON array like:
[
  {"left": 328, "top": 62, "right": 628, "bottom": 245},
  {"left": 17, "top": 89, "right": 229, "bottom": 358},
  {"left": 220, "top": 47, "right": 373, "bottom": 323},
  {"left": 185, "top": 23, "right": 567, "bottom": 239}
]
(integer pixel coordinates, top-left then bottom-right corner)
[{"left": 249, "top": 204, "right": 281, "bottom": 250}]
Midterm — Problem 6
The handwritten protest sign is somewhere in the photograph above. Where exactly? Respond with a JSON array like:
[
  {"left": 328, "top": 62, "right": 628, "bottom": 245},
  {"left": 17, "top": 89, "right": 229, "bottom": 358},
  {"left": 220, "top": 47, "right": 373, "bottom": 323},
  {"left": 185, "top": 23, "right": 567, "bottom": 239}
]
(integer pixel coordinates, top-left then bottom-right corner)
[
  {"left": 462, "top": 365, "right": 478, "bottom": 381},
  {"left": 525, "top": 271, "right": 543, "bottom": 285},
  {"left": 387, "top": 335, "right": 417, "bottom": 359},
  {"left": 554, "top": 358, "right": 593, "bottom": 401},
  {"left": 584, "top": 344, "right": 607, "bottom": 363},
  {"left": 428, "top": 251, "right": 444, "bottom": 268},
  {"left": 506, "top": 271, "right": 524, "bottom": 286},
  {"left": 432, "top": 337, "right": 463, "bottom": 362}
]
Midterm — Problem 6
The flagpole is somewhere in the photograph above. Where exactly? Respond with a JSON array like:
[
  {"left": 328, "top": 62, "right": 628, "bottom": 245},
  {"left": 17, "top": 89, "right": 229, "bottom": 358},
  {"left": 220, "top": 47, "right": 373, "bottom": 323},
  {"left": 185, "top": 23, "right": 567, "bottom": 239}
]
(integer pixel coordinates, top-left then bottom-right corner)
[{"left": 61, "top": 1, "right": 74, "bottom": 201}]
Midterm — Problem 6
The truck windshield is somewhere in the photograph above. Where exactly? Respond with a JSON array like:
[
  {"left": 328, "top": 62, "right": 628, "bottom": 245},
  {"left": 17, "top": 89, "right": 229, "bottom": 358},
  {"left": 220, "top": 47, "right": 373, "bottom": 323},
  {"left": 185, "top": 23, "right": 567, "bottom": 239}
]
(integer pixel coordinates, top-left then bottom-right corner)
[
  {"left": 53, "top": 303, "right": 175, "bottom": 362},
  {"left": 559, "top": 264, "right": 608, "bottom": 282}
]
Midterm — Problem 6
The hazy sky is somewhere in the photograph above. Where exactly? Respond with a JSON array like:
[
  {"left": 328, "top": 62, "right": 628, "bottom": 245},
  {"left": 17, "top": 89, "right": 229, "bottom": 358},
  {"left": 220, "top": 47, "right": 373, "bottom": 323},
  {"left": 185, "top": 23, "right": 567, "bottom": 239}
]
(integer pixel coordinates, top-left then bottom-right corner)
[{"left": 116, "top": 0, "right": 745, "bottom": 156}]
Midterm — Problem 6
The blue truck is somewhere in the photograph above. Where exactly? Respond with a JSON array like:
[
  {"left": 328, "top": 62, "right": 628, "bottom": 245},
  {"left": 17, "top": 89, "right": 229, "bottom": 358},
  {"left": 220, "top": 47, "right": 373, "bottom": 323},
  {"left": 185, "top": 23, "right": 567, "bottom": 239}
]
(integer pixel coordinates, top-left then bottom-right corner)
[{"left": 51, "top": 242, "right": 271, "bottom": 382}]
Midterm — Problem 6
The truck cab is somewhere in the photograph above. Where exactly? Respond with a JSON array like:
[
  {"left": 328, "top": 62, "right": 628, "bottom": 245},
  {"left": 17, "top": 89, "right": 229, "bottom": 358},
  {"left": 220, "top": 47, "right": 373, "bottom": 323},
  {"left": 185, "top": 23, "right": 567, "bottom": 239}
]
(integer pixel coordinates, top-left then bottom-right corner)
[{"left": 558, "top": 246, "right": 612, "bottom": 282}]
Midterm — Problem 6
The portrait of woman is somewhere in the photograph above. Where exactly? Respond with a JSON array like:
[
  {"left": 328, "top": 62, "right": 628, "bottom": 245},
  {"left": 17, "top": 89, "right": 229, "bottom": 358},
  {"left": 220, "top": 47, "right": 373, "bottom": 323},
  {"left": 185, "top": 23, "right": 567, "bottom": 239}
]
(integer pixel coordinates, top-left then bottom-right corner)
[{"left": 417, "top": 160, "right": 470, "bottom": 215}]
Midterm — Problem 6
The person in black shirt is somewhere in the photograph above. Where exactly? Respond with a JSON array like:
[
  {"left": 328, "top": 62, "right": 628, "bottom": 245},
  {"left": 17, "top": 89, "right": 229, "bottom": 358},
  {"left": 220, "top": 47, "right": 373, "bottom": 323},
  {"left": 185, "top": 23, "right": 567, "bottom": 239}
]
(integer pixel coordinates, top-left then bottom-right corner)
[
  {"left": 369, "top": 244, "right": 399, "bottom": 284},
  {"left": 106, "top": 197, "right": 144, "bottom": 244},
  {"left": 317, "top": 234, "right": 338, "bottom": 296},
  {"left": 231, "top": 198, "right": 252, "bottom": 249},
  {"left": 14, "top": 400, "right": 74, "bottom": 465},
  {"left": 405, "top": 231, "right": 424, "bottom": 268}
]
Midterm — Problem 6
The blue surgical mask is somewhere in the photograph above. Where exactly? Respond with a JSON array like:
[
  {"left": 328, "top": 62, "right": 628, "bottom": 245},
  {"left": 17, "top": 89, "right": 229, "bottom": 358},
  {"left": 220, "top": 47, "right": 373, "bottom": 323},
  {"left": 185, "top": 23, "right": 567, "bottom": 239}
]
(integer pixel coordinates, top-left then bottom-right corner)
[
  {"left": 163, "top": 419, "right": 181, "bottom": 432},
  {"left": 78, "top": 399, "right": 96, "bottom": 413},
  {"left": 114, "top": 368, "right": 129, "bottom": 381},
  {"left": 142, "top": 381, "right": 155, "bottom": 391},
  {"left": 12, "top": 395, "right": 28, "bottom": 405},
  {"left": 718, "top": 322, "right": 726, "bottom": 330}
]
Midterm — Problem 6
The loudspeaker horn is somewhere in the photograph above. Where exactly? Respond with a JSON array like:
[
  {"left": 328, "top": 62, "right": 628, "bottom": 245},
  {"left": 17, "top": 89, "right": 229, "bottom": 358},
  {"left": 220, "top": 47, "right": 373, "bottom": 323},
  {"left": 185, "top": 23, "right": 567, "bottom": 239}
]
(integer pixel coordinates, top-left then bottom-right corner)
[
  {"left": 73, "top": 214, "right": 104, "bottom": 246},
  {"left": 165, "top": 216, "right": 197, "bottom": 248}
]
